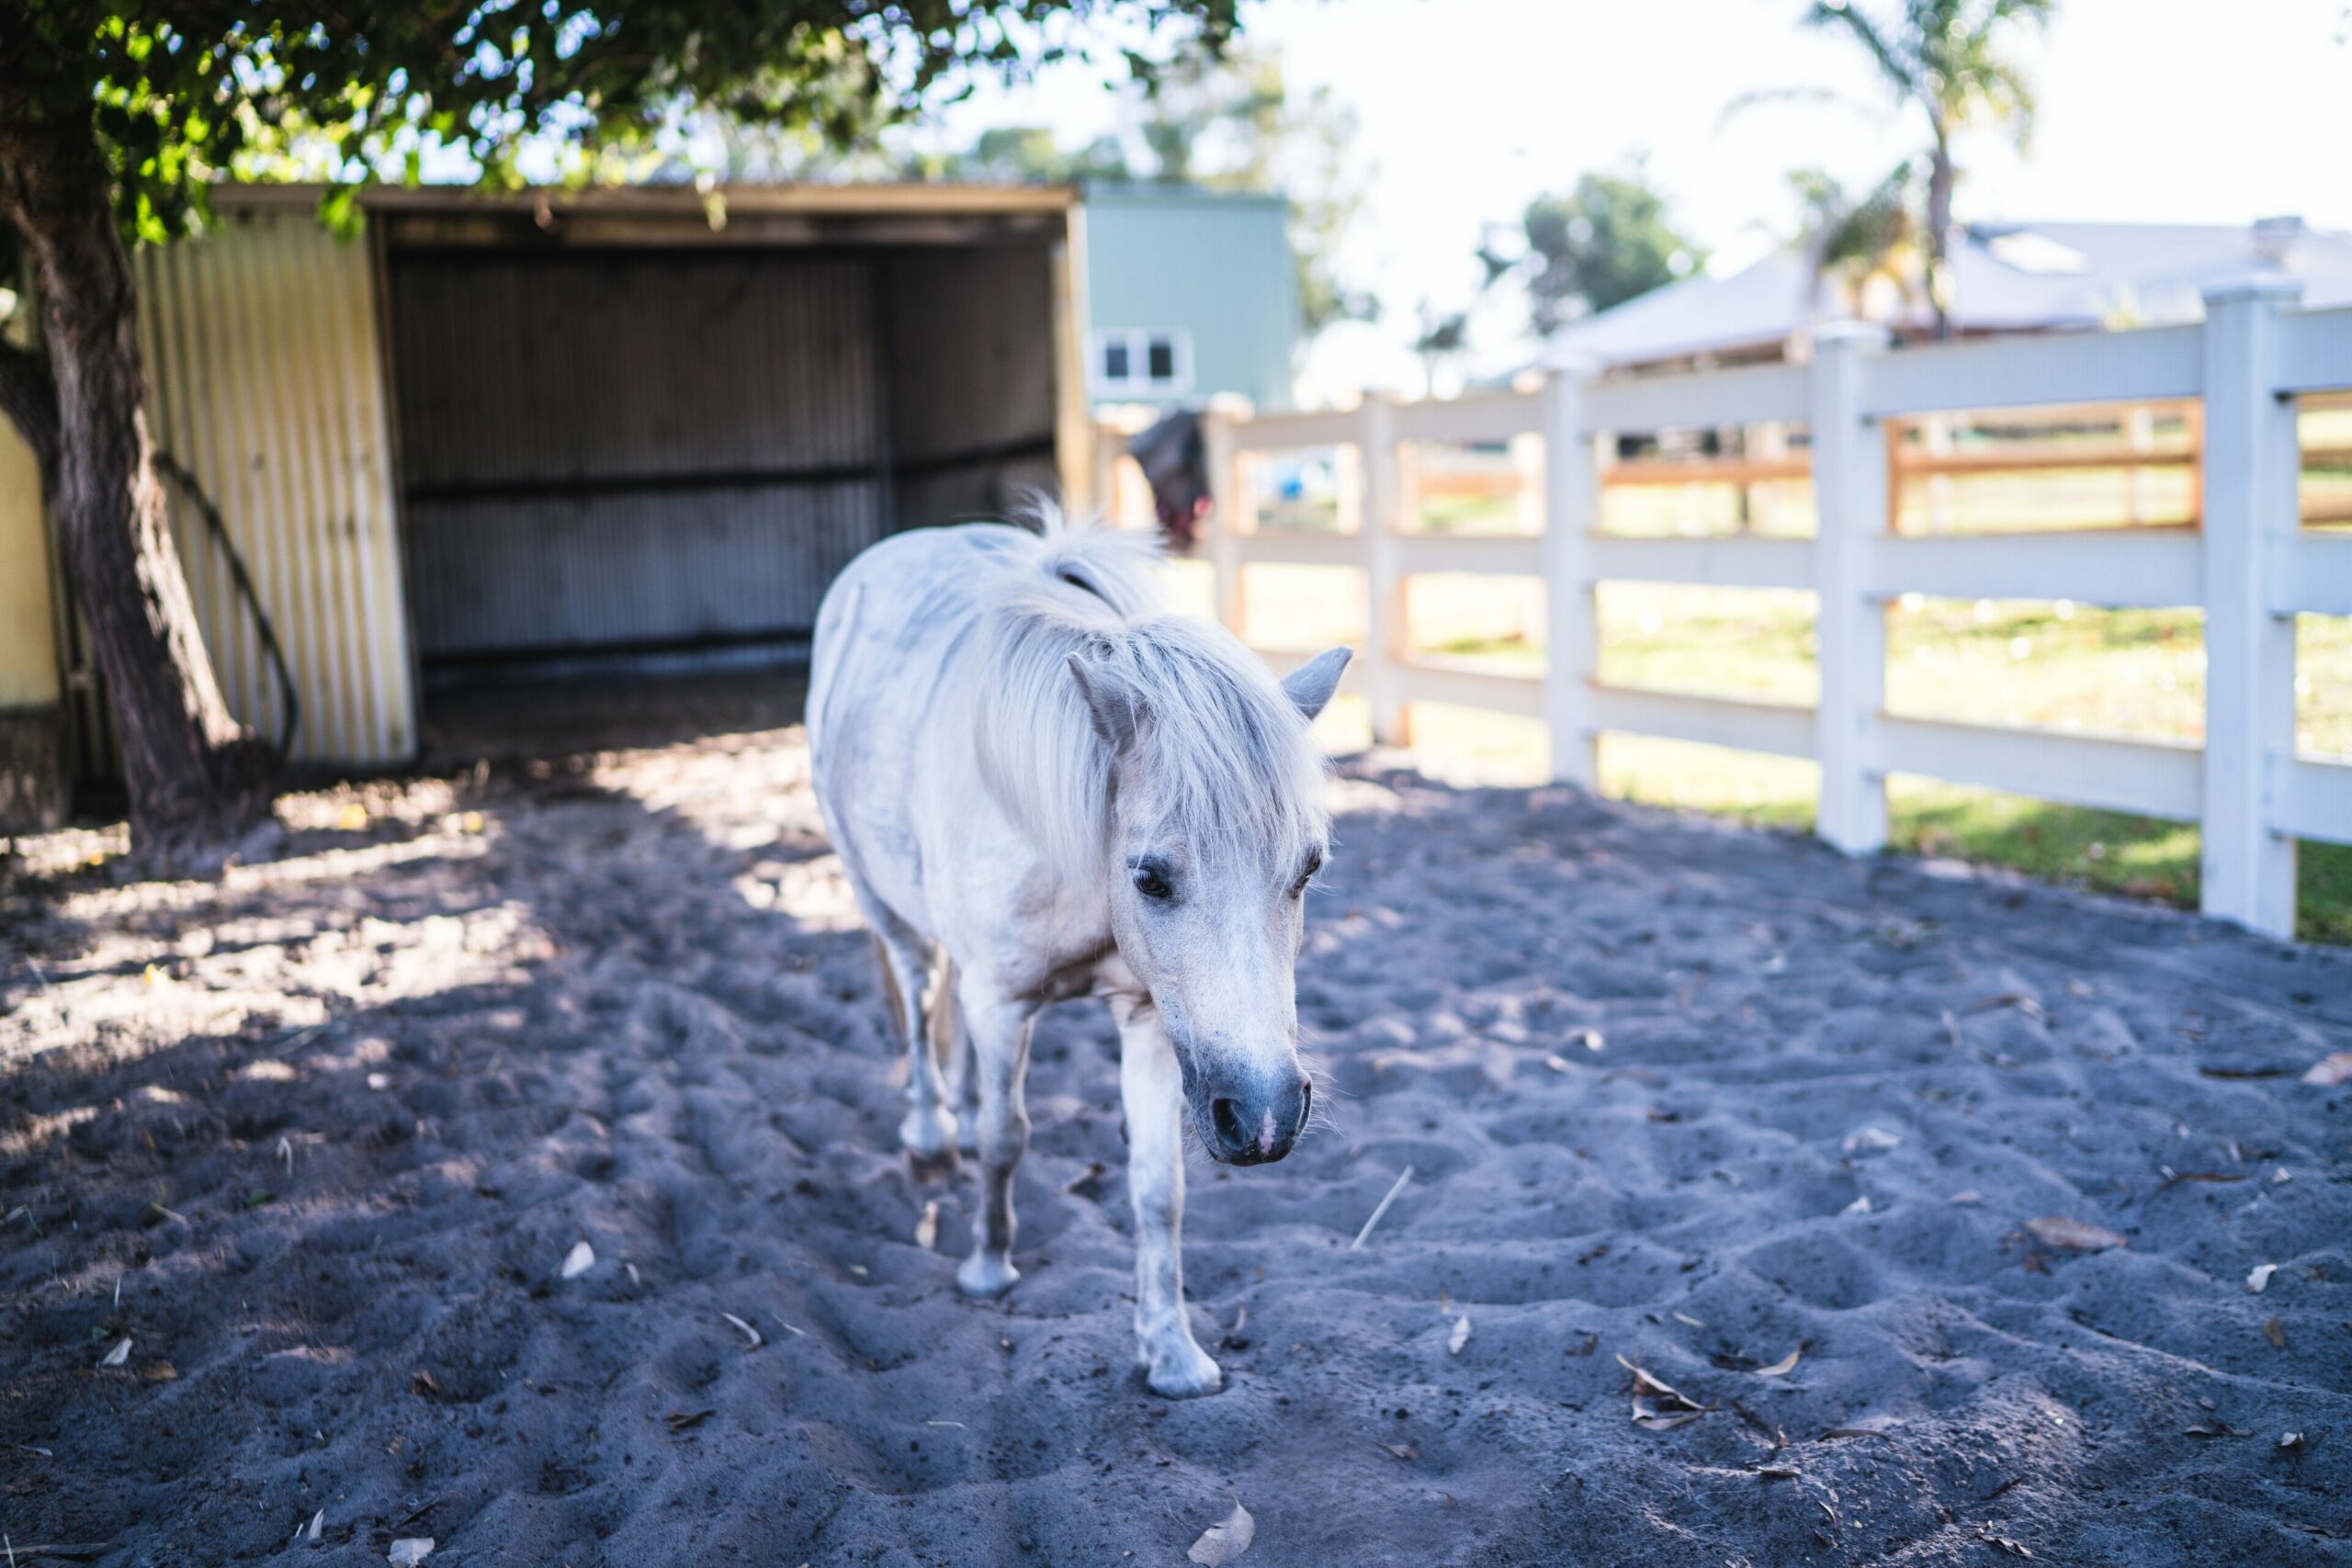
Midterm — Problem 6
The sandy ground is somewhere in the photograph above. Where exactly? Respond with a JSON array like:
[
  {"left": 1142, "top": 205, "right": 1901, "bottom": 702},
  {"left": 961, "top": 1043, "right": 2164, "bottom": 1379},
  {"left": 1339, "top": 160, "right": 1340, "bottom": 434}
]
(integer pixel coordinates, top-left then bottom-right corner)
[{"left": 4, "top": 678, "right": 2350, "bottom": 1567}]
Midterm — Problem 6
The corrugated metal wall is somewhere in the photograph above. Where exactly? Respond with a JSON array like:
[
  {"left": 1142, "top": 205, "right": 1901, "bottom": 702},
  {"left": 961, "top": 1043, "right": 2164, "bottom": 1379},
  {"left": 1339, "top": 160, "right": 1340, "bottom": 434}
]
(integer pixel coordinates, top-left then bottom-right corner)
[
  {"left": 882, "top": 243, "right": 1063, "bottom": 525},
  {"left": 135, "top": 210, "right": 416, "bottom": 765},
  {"left": 390, "top": 249, "right": 892, "bottom": 662}
]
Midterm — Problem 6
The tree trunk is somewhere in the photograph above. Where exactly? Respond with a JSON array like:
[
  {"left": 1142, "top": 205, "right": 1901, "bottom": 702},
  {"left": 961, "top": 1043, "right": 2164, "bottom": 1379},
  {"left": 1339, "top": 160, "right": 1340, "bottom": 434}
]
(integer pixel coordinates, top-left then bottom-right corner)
[
  {"left": 1926, "top": 124, "right": 1955, "bottom": 341},
  {"left": 0, "top": 117, "right": 273, "bottom": 869}
]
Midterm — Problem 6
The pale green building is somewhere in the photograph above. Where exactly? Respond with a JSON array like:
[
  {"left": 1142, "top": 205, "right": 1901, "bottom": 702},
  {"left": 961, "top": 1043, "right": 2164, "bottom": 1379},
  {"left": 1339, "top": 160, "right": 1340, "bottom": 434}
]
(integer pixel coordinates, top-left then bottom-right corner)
[{"left": 1080, "top": 185, "right": 1300, "bottom": 412}]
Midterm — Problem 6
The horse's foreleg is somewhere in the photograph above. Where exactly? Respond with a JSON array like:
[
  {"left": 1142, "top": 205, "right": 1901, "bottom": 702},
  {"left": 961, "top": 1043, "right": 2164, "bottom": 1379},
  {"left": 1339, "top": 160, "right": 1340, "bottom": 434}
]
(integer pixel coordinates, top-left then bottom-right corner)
[
  {"left": 876, "top": 932, "right": 956, "bottom": 1164},
  {"left": 955, "top": 981, "right": 1035, "bottom": 1299},
  {"left": 1115, "top": 1000, "right": 1221, "bottom": 1397}
]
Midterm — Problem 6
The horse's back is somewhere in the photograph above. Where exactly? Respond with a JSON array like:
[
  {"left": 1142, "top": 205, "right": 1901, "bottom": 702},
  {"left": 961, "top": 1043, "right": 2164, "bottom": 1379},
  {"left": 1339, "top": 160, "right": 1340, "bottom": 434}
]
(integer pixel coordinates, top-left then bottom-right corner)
[
  {"left": 809, "top": 523, "right": 1030, "bottom": 748},
  {"left": 808, "top": 524, "right": 1036, "bottom": 932}
]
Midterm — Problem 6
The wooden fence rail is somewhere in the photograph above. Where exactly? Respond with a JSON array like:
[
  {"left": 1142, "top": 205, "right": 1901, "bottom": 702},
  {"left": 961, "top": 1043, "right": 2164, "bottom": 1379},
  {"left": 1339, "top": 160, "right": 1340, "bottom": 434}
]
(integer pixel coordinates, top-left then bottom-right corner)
[{"left": 1197, "top": 277, "right": 2352, "bottom": 940}]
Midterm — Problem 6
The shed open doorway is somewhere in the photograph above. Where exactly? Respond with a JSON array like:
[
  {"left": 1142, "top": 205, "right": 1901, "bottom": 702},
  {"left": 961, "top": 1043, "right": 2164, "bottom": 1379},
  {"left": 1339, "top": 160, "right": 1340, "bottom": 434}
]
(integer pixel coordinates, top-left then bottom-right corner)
[{"left": 373, "top": 189, "right": 1079, "bottom": 760}]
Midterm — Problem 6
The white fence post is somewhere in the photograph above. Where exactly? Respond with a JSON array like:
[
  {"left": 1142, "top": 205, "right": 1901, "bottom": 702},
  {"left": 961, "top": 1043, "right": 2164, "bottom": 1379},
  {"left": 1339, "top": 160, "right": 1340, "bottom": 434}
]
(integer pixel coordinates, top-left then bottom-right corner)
[
  {"left": 1540, "top": 363, "right": 1600, "bottom": 789},
  {"left": 1359, "top": 393, "right": 1408, "bottom": 745},
  {"left": 2199, "top": 276, "right": 2302, "bottom": 938},
  {"left": 1809, "top": 321, "right": 1892, "bottom": 854},
  {"left": 1204, "top": 411, "right": 1247, "bottom": 637}
]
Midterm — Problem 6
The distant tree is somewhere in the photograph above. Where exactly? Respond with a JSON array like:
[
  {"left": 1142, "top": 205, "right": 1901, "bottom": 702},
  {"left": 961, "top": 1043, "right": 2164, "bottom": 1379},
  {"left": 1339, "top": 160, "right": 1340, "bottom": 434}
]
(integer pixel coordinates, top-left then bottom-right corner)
[
  {"left": 0, "top": 2, "right": 1233, "bottom": 866},
  {"left": 933, "top": 125, "right": 1134, "bottom": 185},
  {"left": 1492, "top": 163, "right": 1703, "bottom": 337},
  {"left": 1410, "top": 307, "right": 1470, "bottom": 393},
  {"left": 1787, "top": 162, "right": 1927, "bottom": 321},
  {"left": 1739, "top": 0, "right": 2056, "bottom": 336}
]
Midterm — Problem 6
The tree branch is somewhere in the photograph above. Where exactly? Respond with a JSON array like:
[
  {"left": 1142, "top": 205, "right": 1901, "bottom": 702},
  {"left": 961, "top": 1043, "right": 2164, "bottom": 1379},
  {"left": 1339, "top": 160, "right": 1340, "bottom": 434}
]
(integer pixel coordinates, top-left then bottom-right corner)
[{"left": 0, "top": 333, "right": 58, "bottom": 480}]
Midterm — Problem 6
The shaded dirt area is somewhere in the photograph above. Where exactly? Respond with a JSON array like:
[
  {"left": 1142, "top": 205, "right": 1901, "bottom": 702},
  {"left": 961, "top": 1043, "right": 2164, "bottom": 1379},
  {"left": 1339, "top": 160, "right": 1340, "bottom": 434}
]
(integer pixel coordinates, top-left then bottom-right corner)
[{"left": 3, "top": 695, "right": 2349, "bottom": 1566}]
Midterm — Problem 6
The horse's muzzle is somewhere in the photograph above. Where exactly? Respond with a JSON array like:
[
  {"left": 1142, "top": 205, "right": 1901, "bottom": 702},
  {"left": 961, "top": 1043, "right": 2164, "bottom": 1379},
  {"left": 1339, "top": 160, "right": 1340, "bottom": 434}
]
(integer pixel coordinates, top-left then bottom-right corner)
[{"left": 1194, "top": 1069, "right": 1312, "bottom": 1166}]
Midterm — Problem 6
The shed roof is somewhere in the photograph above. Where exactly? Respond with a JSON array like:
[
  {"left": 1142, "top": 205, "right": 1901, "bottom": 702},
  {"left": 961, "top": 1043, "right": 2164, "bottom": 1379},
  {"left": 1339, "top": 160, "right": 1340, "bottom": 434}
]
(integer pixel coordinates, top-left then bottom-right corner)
[
  {"left": 212, "top": 181, "right": 1078, "bottom": 250},
  {"left": 214, "top": 181, "right": 1076, "bottom": 216}
]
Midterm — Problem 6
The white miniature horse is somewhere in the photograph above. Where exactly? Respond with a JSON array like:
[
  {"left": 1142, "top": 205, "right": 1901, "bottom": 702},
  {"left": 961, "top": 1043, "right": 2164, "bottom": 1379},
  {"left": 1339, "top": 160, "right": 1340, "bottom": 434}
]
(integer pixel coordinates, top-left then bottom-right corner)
[{"left": 807, "top": 507, "right": 1348, "bottom": 1397}]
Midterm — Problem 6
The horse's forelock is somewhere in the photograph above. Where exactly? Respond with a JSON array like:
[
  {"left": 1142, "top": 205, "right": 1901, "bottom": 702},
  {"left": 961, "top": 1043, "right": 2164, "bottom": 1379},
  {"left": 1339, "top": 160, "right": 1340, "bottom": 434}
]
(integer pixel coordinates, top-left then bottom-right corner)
[
  {"left": 1109, "top": 621, "right": 1330, "bottom": 869},
  {"left": 973, "top": 574, "right": 1327, "bottom": 882}
]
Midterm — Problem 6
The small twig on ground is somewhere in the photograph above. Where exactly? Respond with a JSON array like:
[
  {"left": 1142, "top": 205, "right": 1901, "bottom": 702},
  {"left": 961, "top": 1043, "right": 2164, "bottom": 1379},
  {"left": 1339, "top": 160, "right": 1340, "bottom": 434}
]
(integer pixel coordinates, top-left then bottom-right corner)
[
  {"left": 1350, "top": 1165, "right": 1416, "bottom": 1251},
  {"left": 271, "top": 1021, "right": 332, "bottom": 1059}
]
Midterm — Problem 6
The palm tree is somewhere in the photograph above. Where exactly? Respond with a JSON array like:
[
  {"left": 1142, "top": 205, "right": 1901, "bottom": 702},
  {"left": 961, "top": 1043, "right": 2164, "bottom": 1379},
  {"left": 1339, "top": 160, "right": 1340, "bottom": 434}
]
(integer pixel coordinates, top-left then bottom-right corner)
[
  {"left": 1754, "top": 0, "right": 2057, "bottom": 336},
  {"left": 1787, "top": 162, "right": 1927, "bottom": 328}
]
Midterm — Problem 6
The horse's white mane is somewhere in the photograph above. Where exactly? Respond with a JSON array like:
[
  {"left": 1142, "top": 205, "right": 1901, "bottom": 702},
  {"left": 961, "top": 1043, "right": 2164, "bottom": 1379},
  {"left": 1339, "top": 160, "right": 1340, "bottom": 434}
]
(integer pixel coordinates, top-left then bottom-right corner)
[{"left": 972, "top": 501, "right": 1330, "bottom": 880}]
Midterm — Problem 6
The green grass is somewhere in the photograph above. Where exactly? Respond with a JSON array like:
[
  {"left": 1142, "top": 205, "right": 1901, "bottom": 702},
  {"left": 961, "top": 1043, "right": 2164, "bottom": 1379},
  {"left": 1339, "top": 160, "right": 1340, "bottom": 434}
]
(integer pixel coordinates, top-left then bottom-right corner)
[
  {"left": 1414, "top": 591, "right": 2352, "bottom": 944},
  {"left": 1597, "top": 734, "right": 2352, "bottom": 947}
]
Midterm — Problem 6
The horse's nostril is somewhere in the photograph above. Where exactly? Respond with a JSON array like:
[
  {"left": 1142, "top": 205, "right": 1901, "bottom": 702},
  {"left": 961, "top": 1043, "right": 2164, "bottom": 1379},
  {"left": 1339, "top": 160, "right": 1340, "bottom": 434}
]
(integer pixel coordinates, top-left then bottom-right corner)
[
  {"left": 1210, "top": 1096, "right": 1248, "bottom": 1152},
  {"left": 1297, "top": 1078, "right": 1314, "bottom": 1127}
]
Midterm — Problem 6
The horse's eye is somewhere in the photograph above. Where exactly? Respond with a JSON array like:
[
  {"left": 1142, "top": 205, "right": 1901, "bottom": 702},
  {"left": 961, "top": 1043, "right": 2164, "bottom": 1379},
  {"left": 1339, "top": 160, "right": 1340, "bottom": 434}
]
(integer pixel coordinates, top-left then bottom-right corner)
[
  {"left": 1291, "top": 853, "right": 1323, "bottom": 897},
  {"left": 1133, "top": 866, "right": 1175, "bottom": 902}
]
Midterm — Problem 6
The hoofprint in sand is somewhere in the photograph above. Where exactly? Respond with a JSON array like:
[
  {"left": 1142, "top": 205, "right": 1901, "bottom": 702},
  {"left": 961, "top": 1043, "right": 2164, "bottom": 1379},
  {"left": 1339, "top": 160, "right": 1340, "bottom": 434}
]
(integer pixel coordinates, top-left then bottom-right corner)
[{"left": 2, "top": 721, "right": 2347, "bottom": 1565}]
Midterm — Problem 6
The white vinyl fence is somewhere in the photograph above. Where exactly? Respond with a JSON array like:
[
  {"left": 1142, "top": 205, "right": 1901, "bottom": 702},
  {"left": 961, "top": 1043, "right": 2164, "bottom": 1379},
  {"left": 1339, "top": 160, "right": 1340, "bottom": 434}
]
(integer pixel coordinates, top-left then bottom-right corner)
[{"left": 1201, "top": 276, "right": 2352, "bottom": 941}]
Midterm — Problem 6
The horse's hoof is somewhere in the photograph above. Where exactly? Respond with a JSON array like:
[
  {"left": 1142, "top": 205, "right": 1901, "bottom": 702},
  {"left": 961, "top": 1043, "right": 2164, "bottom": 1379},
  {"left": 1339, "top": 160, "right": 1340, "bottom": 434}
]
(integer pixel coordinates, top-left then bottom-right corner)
[
  {"left": 956, "top": 1252, "right": 1020, "bottom": 1299},
  {"left": 899, "top": 1108, "right": 958, "bottom": 1162},
  {"left": 1145, "top": 1342, "right": 1223, "bottom": 1399},
  {"left": 907, "top": 1146, "right": 960, "bottom": 1183}
]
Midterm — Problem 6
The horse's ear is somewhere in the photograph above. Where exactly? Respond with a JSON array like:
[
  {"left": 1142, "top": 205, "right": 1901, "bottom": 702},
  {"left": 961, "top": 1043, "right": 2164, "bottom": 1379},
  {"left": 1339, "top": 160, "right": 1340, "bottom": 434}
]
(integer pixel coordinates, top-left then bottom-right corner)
[
  {"left": 1280, "top": 647, "right": 1351, "bottom": 721},
  {"left": 1068, "top": 653, "right": 1143, "bottom": 755}
]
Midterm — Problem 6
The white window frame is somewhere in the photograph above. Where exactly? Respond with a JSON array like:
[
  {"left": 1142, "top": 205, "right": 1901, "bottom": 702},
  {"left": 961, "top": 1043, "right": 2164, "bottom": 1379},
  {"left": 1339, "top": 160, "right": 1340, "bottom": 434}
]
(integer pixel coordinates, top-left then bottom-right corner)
[{"left": 1091, "top": 327, "right": 1194, "bottom": 397}]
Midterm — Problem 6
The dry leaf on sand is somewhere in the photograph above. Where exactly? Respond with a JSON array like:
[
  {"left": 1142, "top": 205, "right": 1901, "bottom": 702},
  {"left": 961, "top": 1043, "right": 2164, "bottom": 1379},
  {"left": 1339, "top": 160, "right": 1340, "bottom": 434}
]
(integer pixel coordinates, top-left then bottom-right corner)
[
  {"left": 1633, "top": 1404, "right": 1707, "bottom": 1431},
  {"left": 388, "top": 1540, "right": 434, "bottom": 1566},
  {"left": 1448, "top": 1314, "right": 1471, "bottom": 1355},
  {"left": 306, "top": 1508, "right": 324, "bottom": 1543},
  {"left": 2246, "top": 1263, "right": 2278, "bottom": 1294},
  {"left": 98, "top": 1337, "right": 131, "bottom": 1368},
  {"left": 1619, "top": 1354, "right": 1709, "bottom": 1428},
  {"left": 2301, "top": 1051, "right": 2352, "bottom": 1086},
  {"left": 1187, "top": 1500, "right": 1255, "bottom": 1565},
  {"left": 1842, "top": 1126, "right": 1903, "bottom": 1156},
  {"left": 2023, "top": 1217, "right": 2126, "bottom": 1251},
  {"left": 2263, "top": 1315, "right": 2287, "bottom": 1349},
  {"left": 1755, "top": 1346, "right": 1803, "bottom": 1378},
  {"left": 720, "top": 1312, "right": 763, "bottom": 1349},
  {"left": 560, "top": 1241, "right": 595, "bottom": 1280},
  {"left": 914, "top": 1201, "right": 940, "bottom": 1251}
]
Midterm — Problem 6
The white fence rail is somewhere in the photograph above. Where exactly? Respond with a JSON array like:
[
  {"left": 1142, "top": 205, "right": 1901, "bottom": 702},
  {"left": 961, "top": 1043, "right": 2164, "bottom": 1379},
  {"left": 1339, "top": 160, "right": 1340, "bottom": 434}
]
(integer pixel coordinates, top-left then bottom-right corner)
[{"left": 1200, "top": 277, "right": 2352, "bottom": 941}]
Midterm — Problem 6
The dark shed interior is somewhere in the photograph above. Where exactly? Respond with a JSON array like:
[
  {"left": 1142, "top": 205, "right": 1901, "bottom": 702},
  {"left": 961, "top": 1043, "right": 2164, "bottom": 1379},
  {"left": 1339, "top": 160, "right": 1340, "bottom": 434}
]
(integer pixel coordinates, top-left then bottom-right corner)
[{"left": 378, "top": 195, "right": 1068, "bottom": 687}]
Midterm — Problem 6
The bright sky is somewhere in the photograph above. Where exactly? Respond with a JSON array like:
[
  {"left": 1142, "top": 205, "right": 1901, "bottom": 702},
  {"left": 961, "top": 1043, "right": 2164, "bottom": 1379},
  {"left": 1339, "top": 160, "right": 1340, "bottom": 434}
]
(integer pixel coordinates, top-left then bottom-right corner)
[{"left": 930, "top": 0, "right": 2352, "bottom": 391}]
